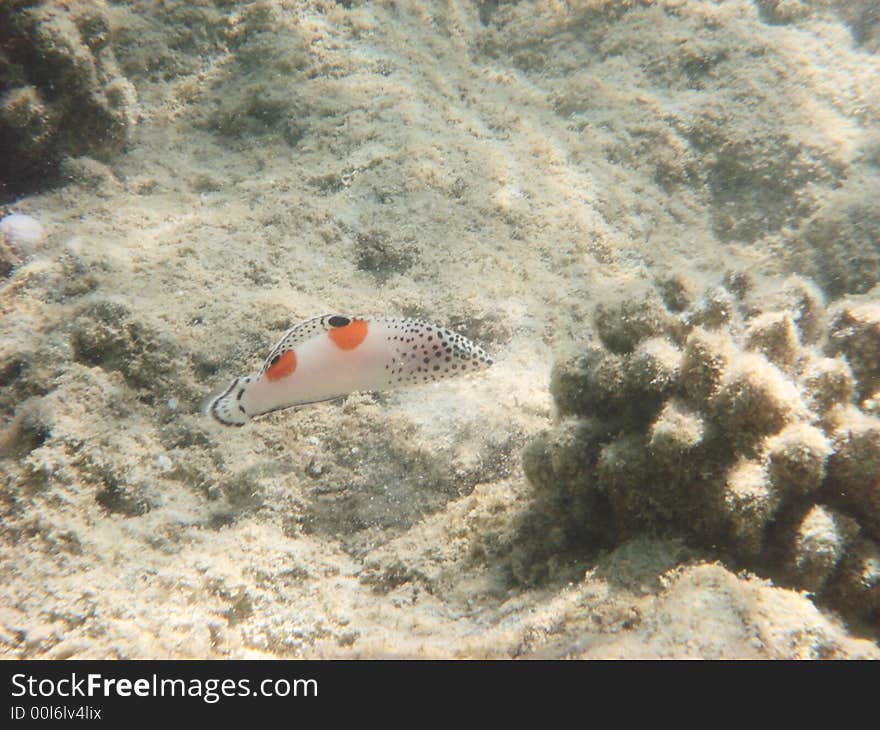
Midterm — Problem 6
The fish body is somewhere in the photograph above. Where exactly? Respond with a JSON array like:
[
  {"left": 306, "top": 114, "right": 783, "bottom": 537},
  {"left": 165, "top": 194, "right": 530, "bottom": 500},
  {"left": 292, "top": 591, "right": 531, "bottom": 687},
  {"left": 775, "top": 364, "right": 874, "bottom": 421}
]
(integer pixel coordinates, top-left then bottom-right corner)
[{"left": 208, "top": 314, "right": 493, "bottom": 426}]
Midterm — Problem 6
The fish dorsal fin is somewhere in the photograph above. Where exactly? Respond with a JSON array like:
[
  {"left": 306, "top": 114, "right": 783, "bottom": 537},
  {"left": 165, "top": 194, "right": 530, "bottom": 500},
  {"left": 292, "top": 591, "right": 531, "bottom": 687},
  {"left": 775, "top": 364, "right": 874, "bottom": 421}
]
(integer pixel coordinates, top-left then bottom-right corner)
[{"left": 260, "top": 313, "right": 356, "bottom": 373}]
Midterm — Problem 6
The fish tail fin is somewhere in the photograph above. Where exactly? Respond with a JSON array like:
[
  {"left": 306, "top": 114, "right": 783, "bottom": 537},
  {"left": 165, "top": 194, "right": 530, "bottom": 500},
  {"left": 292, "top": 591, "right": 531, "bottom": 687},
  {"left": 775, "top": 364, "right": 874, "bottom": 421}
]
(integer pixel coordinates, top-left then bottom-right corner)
[{"left": 206, "top": 377, "right": 251, "bottom": 426}]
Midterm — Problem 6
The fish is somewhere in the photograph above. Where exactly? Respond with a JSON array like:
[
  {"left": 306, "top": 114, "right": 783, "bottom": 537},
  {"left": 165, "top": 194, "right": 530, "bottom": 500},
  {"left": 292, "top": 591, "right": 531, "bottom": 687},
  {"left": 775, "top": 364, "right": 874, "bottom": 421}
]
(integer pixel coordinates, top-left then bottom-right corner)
[{"left": 207, "top": 314, "right": 493, "bottom": 426}]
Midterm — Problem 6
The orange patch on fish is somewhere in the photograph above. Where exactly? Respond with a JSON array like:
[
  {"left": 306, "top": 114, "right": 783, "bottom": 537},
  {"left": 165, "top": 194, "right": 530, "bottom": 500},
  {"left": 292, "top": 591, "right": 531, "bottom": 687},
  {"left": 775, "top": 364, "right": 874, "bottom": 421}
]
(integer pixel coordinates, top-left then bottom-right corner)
[
  {"left": 266, "top": 350, "right": 297, "bottom": 381},
  {"left": 328, "top": 318, "right": 368, "bottom": 350}
]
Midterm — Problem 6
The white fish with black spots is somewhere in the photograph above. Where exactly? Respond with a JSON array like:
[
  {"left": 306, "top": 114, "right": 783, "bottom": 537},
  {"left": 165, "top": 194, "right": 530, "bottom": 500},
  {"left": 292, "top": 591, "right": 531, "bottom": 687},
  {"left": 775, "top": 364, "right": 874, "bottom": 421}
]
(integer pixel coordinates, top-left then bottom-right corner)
[{"left": 207, "top": 314, "right": 493, "bottom": 426}]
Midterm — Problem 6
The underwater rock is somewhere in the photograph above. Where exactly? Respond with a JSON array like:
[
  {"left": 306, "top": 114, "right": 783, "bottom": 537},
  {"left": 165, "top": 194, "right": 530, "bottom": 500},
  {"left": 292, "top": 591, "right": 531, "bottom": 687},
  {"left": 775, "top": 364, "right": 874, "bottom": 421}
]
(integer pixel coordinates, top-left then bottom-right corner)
[
  {"left": 0, "top": 0, "right": 136, "bottom": 200},
  {"left": 693, "top": 103, "right": 843, "bottom": 245},
  {"left": 69, "top": 299, "right": 178, "bottom": 397},
  {"left": 354, "top": 230, "right": 418, "bottom": 283},
  {"left": 110, "top": 0, "right": 230, "bottom": 81},
  {"left": 722, "top": 270, "right": 754, "bottom": 301},
  {"left": 1, "top": 395, "right": 55, "bottom": 458},
  {"left": 192, "top": 1, "right": 309, "bottom": 145},
  {"left": 791, "top": 182, "right": 880, "bottom": 297},
  {"left": 60, "top": 156, "right": 122, "bottom": 194},
  {"left": 831, "top": 0, "right": 880, "bottom": 52},
  {"left": 522, "top": 274, "right": 880, "bottom": 628},
  {"left": 95, "top": 470, "right": 164, "bottom": 517},
  {"left": 756, "top": 0, "right": 813, "bottom": 24},
  {"left": 0, "top": 213, "right": 46, "bottom": 276}
]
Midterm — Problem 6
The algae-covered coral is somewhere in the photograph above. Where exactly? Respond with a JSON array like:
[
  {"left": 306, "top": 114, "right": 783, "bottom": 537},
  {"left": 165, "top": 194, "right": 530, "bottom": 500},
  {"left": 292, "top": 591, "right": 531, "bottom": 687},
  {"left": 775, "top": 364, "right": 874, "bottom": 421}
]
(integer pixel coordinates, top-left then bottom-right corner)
[
  {"left": 523, "top": 276, "right": 880, "bottom": 627},
  {"left": 0, "top": 0, "right": 136, "bottom": 200}
]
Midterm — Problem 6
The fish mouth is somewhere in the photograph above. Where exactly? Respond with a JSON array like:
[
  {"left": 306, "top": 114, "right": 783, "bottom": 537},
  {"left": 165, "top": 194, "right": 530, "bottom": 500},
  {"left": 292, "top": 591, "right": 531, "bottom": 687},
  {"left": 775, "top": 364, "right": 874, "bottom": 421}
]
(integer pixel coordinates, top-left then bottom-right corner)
[{"left": 204, "top": 378, "right": 249, "bottom": 426}]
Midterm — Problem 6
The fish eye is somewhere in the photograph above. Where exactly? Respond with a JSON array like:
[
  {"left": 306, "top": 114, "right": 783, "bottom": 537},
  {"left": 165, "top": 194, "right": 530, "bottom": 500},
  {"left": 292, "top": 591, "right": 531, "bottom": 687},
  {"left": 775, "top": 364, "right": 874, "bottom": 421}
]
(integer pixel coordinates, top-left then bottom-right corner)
[{"left": 328, "top": 315, "right": 351, "bottom": 328}]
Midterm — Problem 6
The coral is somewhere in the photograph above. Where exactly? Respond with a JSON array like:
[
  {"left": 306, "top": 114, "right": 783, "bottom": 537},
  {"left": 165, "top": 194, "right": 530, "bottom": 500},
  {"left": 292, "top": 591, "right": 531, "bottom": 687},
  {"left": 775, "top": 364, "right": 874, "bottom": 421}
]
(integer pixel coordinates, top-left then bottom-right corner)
[
  {"left": 710, "top": 353, "right": 806, "bottom": 451},
  {"left": 0, "top": 0, "right": 136, "bottom": 200},
  {"left": 767, "top": 277, "right": 827, "bottom": 345},
  {"left": 648, "top": 399, "right": 704, "bottom": 466},
  {"left": 549, "top": 348, "right": 626, "bottom": 420},
  {"left": 828, "top": 539, "right": 880, "bottom": 621},
  {"left": 865, "top": 392, "right": 880, "bottom": 418},
  {"left": 687, "top": 286, "right": 739, "bottom": 330},
  {"left": 625, "top": 337, "right": 682, "bottom": 398},
  {"left": 745, "top": 312, "right": 801, "bottom": 369},
  {"left": 523, "top": 275, "right": 880, "bottom": 627},
  {"left": 826, "top": 414, "right": 880, "bottom": 540},
  {"left": 680, "top": 327, "right": 735, "bottom": 405},
  {"left": 801, "top": 357, "right": 856, "bottom": 414},
  {"left": 597, "top": 434, "right": 657, "bottom": 534},
  {"left": 655, "top": 274, "right": 696, "bottom": 313},
  {"left": 826, "top": 301, "right": 880, "bottom": 400},
  {"left": 766, "top": 424, "right": 832, "bottom": 497},
  {"left": 594, "top": 293, "right": 676, "bottom": 355},
  {"left": 787, "top": 505, "right": 859, "bottom": 593},
  {"left": 721, "top": 460, "right": 779, "bottom": 558}
]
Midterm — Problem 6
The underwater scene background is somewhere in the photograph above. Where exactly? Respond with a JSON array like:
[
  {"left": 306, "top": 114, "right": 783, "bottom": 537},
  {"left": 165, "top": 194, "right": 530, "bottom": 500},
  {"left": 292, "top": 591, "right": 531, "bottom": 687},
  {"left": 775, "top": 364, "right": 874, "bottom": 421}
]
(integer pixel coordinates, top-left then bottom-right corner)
[{"left": 1, "top": 0, "right": 879, "bottom": 658}]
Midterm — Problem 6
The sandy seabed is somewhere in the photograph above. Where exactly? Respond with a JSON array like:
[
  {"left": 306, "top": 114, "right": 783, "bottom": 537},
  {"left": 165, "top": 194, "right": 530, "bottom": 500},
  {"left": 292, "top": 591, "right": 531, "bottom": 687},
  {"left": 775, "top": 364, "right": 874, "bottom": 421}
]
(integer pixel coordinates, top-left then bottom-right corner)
[{"left": 1, "top": 0, "right": 879, "bottom": 658}]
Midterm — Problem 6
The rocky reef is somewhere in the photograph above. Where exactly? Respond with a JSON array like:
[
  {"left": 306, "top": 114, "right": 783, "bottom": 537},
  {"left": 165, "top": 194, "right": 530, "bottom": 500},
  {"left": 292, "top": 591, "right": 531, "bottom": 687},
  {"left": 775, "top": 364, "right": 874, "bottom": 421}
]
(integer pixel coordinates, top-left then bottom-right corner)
[
  {"left": 0, "top": 212, "right": 45, "bottom": 276},
  {"left": 0, "top": 0, "right": 136, "bottom": 201},
  {"left": 522, "top": 274, "right": 880, "bottom": 629}
]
